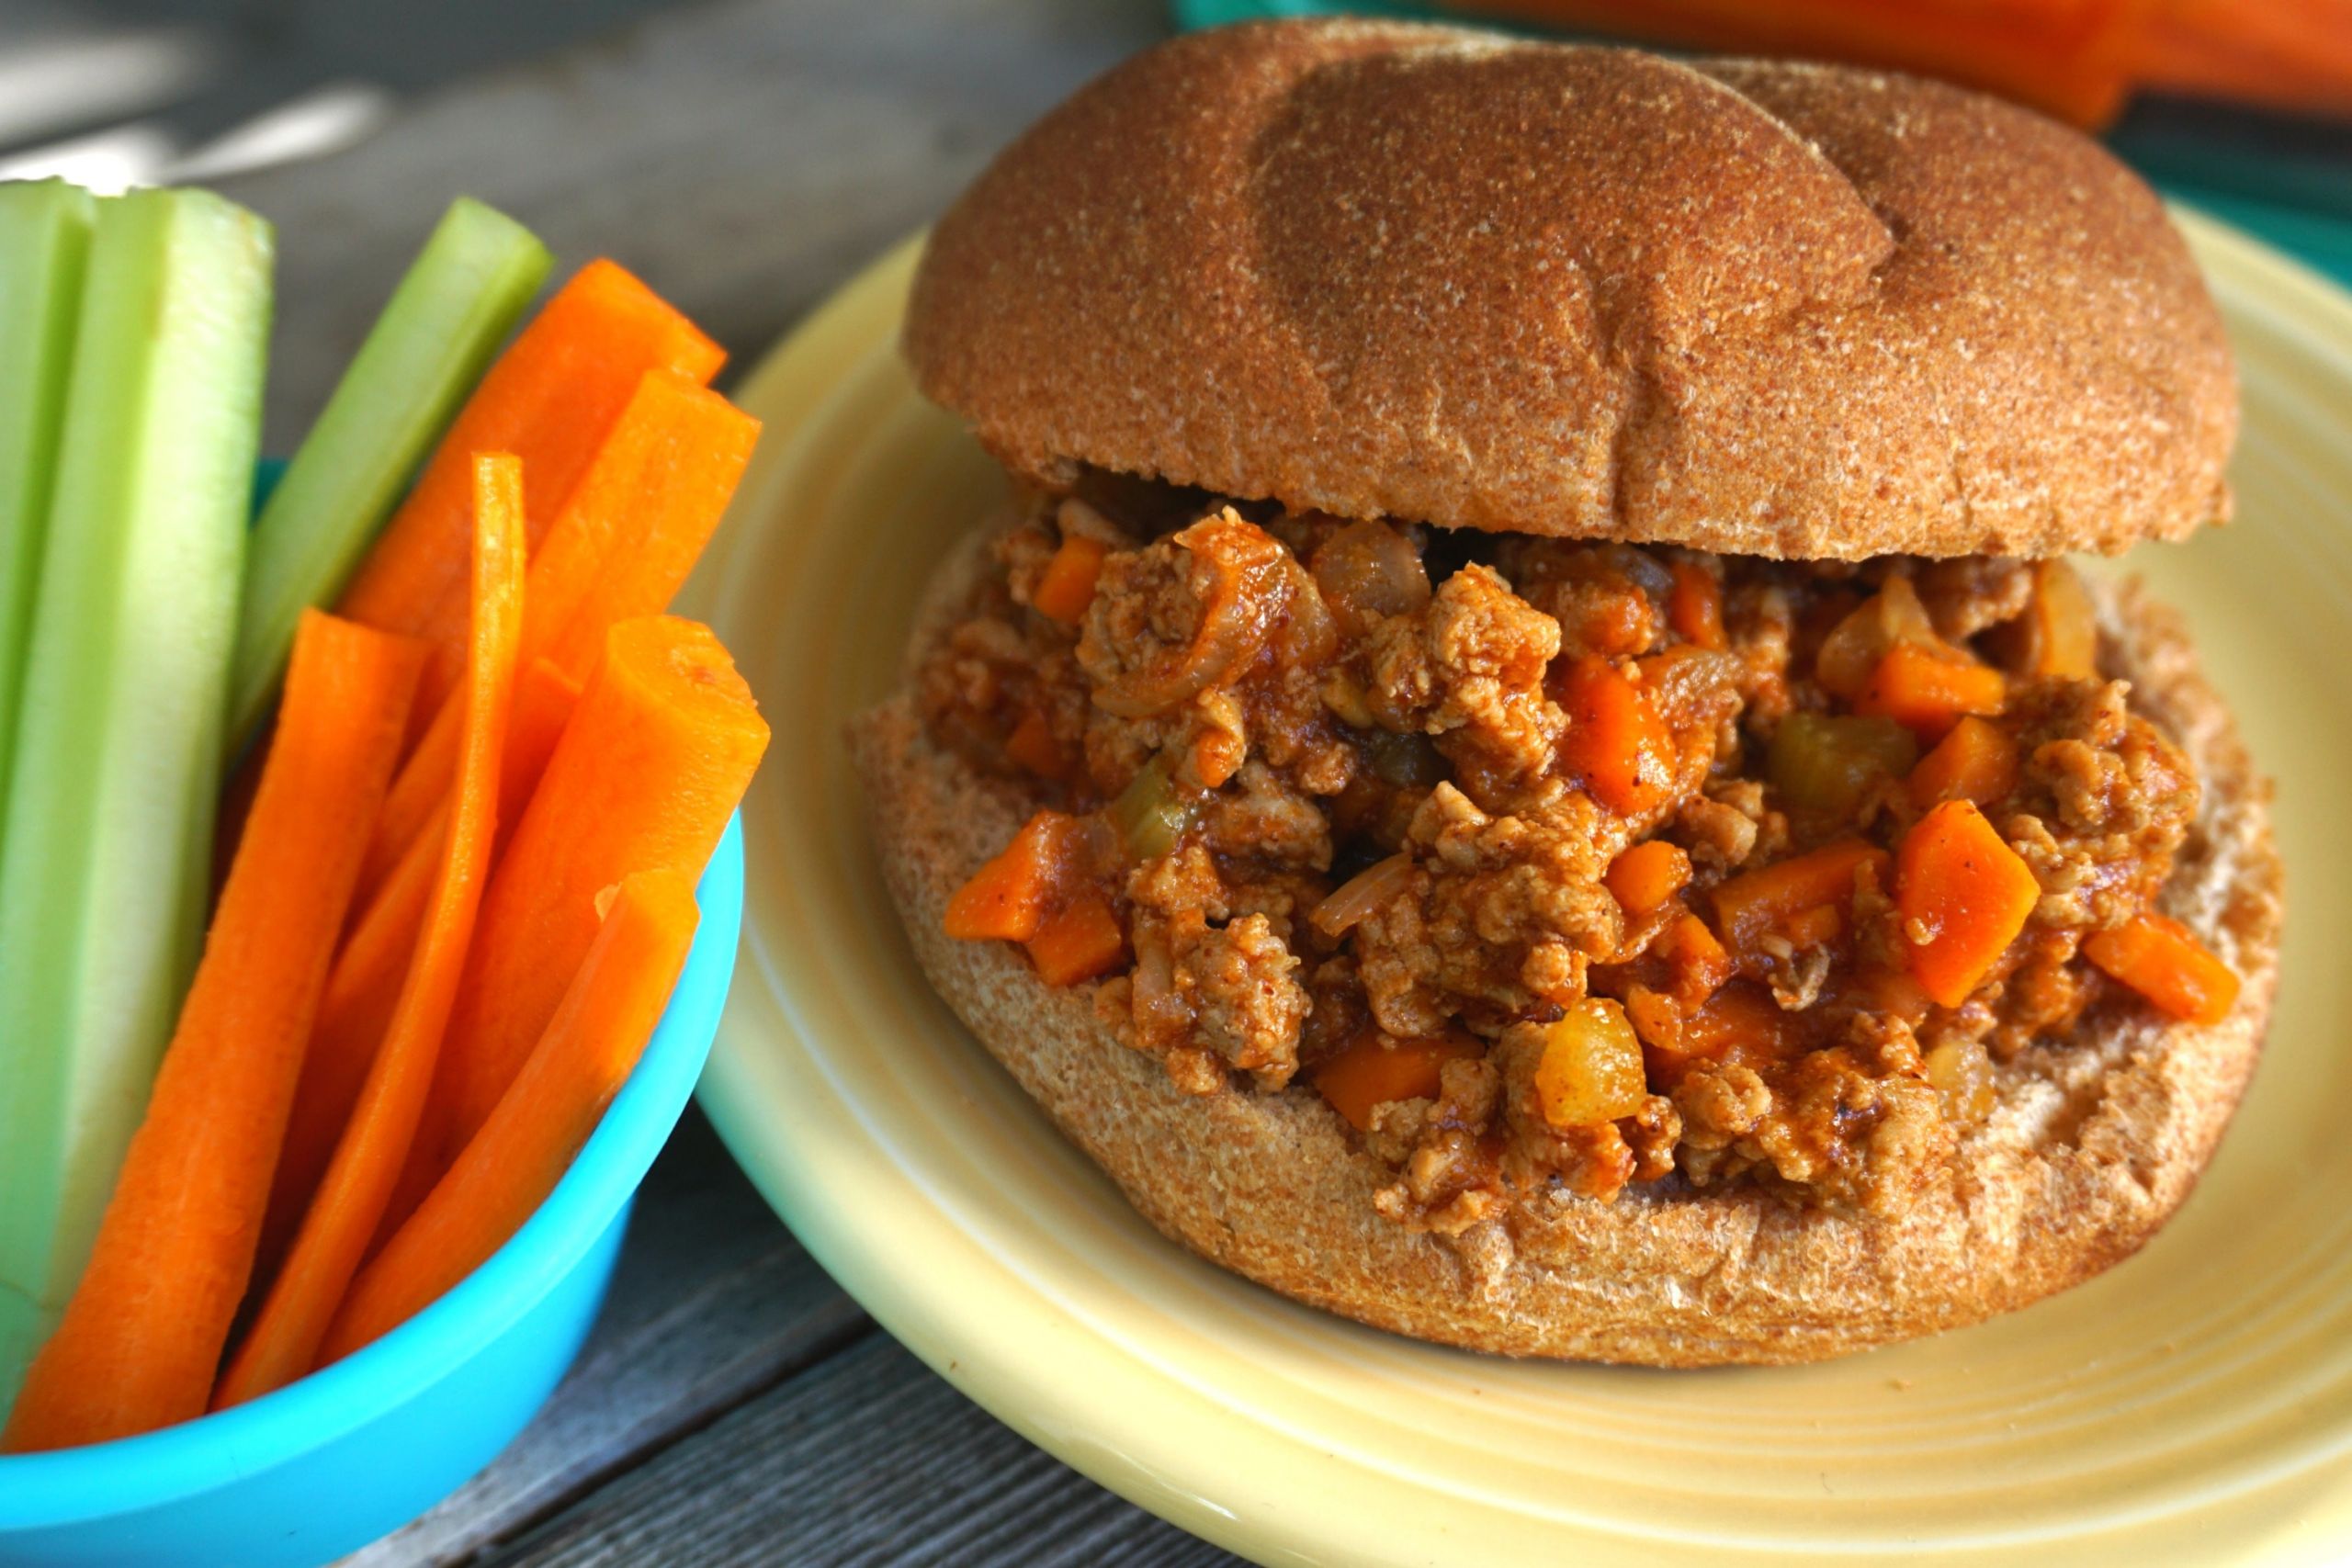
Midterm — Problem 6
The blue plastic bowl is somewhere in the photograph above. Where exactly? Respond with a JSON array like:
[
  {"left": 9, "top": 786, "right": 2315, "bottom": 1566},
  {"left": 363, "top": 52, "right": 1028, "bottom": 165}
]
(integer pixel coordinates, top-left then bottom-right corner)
[{"left": 0, "top": 816, "right": 744, "bottom": 1567}]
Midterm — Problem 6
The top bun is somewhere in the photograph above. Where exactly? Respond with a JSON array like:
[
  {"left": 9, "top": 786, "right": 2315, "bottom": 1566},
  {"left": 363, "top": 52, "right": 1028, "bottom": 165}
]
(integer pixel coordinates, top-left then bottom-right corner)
[{"left": 904, "top": 19, "right": 2236, "bottom": 560}]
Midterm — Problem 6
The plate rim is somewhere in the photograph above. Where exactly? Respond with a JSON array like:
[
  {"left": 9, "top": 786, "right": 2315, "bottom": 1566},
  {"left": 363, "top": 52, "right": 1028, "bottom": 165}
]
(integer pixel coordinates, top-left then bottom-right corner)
[{"left": 693, "top": 205, "right": 2352, "bottom": 1567}]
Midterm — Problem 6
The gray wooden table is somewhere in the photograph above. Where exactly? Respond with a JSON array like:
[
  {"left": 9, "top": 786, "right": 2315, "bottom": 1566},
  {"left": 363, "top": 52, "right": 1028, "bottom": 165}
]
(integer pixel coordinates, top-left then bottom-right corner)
[{"left": 188, "top": 1, "right": 1234, "bottom": 1560}]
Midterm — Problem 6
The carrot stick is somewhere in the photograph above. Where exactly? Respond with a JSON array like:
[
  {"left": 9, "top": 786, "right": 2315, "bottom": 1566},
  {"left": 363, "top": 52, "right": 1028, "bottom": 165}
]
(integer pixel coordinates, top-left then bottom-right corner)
[
  {"left": 356, "top": 653, "right": 585, "bottom": 919},
  {"left": 423, "top": 616, "right": 766, "bottom": 1174},
  {"left": 2137, "top": 0, "right": 2352, "bottom": 118},
  {"left": 250, "top": 812, "right": 433, "bottom": 1290},
  {"left": 334, "top": 262, "right": 721, "bottom": 656},
  {"left": 320, "top": 870, "right": 697, "bottom": 1362},
  {"left": 516, "top": 376, "right": 758, "bottom": 682},
  {"left": 347, "top": 691, "right": 602, "bottom": 1287},
  {"left": 2, "top": 613, "right": 422, "bottom": 1451},
  {"left": 352, "top": 371, "right": 757, "bottom": 903},
  {"left": 253, "top": 657, "right": 580, "bottom": 1285},
  {"left": 216, "top": 453, "right": 525, "bottom": 1406},
  {"left": 1475, "top": 0, "right": 2139, "bottom": 127}
]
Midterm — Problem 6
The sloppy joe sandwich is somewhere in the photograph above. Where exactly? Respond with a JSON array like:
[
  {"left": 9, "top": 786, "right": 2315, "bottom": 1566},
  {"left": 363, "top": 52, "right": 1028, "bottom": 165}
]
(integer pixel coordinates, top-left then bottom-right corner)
[{"left": 851, "top": 18, "right": 2284, "bottom": 1364}]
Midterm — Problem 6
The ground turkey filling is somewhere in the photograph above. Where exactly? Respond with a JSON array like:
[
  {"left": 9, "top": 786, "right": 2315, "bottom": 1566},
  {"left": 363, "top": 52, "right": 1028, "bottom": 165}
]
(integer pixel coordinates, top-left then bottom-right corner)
[{"left": 922, "top": 480, "right": 2243, "bottom": 1231}]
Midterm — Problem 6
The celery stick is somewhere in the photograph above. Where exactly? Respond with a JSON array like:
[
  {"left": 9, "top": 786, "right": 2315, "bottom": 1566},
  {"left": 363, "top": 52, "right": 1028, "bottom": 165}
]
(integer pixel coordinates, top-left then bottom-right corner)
[
  {"left": 0, "top": 180, "right": 96, "bottom": 820},
  {"left": 228, "top": 197, "right": 549, "bottom": 746},
  {"left": 0, "top": 188, "right": 272, "bottom": 1415}
]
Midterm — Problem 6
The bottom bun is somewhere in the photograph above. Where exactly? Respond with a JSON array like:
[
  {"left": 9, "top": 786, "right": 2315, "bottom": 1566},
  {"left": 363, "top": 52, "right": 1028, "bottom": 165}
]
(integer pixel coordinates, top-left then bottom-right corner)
[{"left": 851, "top": 537, "right": 2282, "bottom": 1365}]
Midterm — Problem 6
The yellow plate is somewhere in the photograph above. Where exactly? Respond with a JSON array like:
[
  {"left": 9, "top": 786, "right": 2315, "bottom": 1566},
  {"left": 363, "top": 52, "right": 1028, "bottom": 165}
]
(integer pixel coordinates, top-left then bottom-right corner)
[{"left": 690, "top": 211, "right": 2352, "bottom": 1565}]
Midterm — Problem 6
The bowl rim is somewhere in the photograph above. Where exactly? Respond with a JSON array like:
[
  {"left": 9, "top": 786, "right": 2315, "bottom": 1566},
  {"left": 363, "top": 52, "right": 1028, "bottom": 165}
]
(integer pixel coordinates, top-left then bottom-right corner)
[{"left": 0, "top": 815, "right": 744, "bottom": 1527}]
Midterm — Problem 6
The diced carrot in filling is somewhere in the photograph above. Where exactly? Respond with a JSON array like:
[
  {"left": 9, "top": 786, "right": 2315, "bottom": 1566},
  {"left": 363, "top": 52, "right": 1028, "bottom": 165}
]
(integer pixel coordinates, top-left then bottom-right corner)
[
  {"left": 1655, "top": 911, "right": 1734, "bottom": 1007},
  {"left": 943, "top": 809, "right": 1080, "bottom": 942},
  {"left": 1027, "top": 890, "right": 1126, "bottom": 987},
  {"left": 1630, "top": 979, "right": 1802, "bottom": 1073},
  {"left": 1313, "top": 1032, "right": 1483, "bottom": 1132},
  {"left": 1779, "top": 902, "right": 1842, "bottom": 949},
  {"left": 1677, "top": 981, "right": 1801, "bottom": 1063},
  {"left": 1002, "top": 709, "right": 1072, "bottom": 782},
  {"left": 1552, "top": 655, "right": 1674, "bottom": 816},
  {"left": 2084, "top": 912, "right": 2240, "bottom": 1026},
  {"left": 1814, "top": 576, "right": 1938, "bottom": 699},
  {"left": 1711, "top": 838, "right": 1888, "bottom": 955},
  {"left": 1909, "top": 714, "right": 2019, "bottom": 807},
  {"left": 1667, "top": 560, "right": 1725, "bottom": 649},
  {"left": 1855, "top": 641, "right": 2007, "bottom": 742},
  {"left": 1895, "top": 800, "right": 2041, "bottom": 1008},
  {"left": 1833, "top": 964, "right": 1935, "bottom": 1029},
  {"left": 1605, "top": 839, "right": 1690, "bottom": 918},
  {"left": 1033, "top": 535, "right": 1108, "bottom": 625},
  {"left": 1623, "top": 984, "right": 1683, "bottom": 1054}
]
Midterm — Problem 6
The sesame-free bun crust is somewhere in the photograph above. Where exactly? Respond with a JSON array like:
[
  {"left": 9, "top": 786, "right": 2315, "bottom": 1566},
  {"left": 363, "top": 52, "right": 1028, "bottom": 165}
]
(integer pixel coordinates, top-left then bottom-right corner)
[
  {"left": 851, "top": 536, "right": 2280, "bottom": 1364},
  {"left": 904, "top": 19, "right": 2236, "bottom": 562}
]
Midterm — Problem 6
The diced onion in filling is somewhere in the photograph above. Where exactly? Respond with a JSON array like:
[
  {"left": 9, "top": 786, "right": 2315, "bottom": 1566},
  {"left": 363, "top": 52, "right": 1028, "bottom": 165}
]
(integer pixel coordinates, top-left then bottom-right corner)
[
  {"left": 1311, "top": 852, "right": 1414, "bottom": 938},
  {"left": 1533, "top": 999, "right": 1646, "bottom": 1128}
]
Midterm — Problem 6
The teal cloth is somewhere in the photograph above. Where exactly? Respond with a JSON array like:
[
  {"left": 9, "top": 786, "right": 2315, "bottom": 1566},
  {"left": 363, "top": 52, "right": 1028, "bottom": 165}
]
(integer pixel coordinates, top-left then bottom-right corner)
[
  {"left": 1169, "top": 0, "right": 2352, "bottom": 288},
  {"left": 2137, "top": 185, "right": 2352, "bottom": 288}
]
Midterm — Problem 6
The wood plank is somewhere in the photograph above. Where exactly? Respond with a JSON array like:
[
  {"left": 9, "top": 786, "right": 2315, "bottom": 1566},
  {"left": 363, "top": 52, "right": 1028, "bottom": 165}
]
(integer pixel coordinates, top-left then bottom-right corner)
[
  {"left": 213, "top": 0, "right": 1168, "bottom": 446},
  {"left": 479, "top": 1333, "right": 1240, "bottom": 1567},
  {"left": 342, "top": 1113, "right": 868, "bottom": 1567}
]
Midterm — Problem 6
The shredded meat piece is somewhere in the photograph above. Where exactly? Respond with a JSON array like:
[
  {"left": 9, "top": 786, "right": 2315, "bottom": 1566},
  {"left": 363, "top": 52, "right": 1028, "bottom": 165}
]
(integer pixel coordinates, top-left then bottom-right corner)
[
  {"left": 1372, "top": 1055, "right": 1504, "bottom": 1235},
  {"left": 1204, "top": 760, "right": 1331, "bottom": 875},
  {"left": 1621, "top": 1094, "right": 1684, "bottom": 1184},
  {"left": 1077, "top": 520, "right": 1241, "bottom": 692},
  {"left": 1357, "top": 563, "right": 1564, "bottom": 807},
  {"left": 1130, "top": 842, "right": 1228, "bottom": 923},
  {"left": 1678, "top": 791, "right": 1760, "bottom": 872},
  {"left": 1766, "top": 943, "right": 1836, "bottom": 1011},
  {"left": 1675, "top": 1034, "right": 1947, "bottom": 1217},
  {"left": 1485, "top": 1023, "right": 1642, "bottom": 1201},
  {"left": 1078, "top": 511, "right": 1301, "bottom": 791},
  {"left": 1352, "top": 784, "right": 1618, "bottom": 1038},
  {"left": 1917, "top": 557, "right": 2033, "bottom": 640},
  {"left": 1127, "top": 904, "right": 1309, "bottom": 1093},
  {"left": 1182, "top": 912, "right": 1309, "bottom": 1090},
  {"left": 1985, "top": 930, "right": 2100, "bottom": 1059},
  {"left": 2005, "top": 678, "right": 2195, "bottom": 930},
  {"left": 1493, "top": 539, "right": 1670, "bottom": 661},
  {"left": 1725, "top": 581, "right": 1796, "bottom": 721}
]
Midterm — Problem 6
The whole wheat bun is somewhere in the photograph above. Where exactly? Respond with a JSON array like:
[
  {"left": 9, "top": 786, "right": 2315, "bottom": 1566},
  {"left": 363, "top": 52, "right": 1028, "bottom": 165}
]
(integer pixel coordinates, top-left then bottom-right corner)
[
  {"left": 904, "top": 19, "right": 2236, "bottom": 562},
  {"left": 852, "top": 533, "right": 2281, "bottom": 1364}
]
